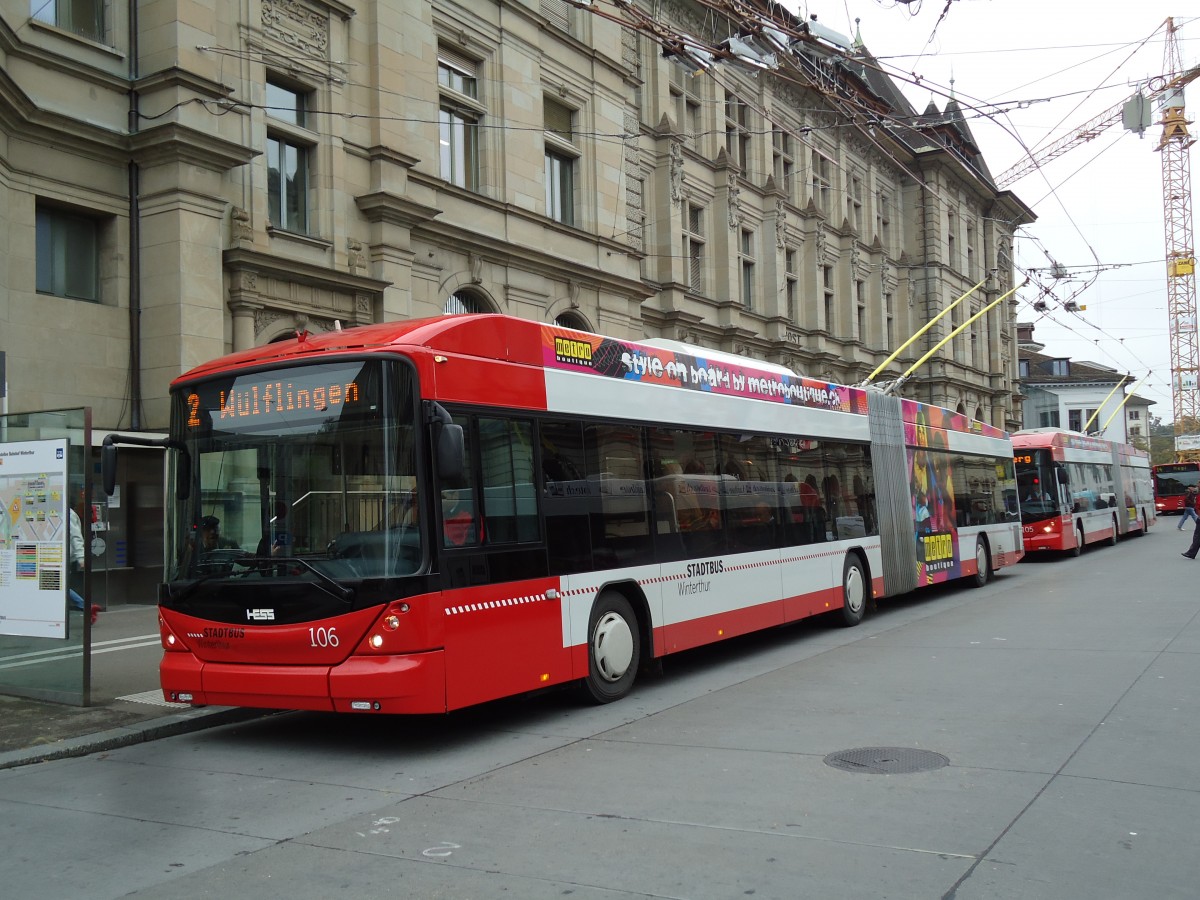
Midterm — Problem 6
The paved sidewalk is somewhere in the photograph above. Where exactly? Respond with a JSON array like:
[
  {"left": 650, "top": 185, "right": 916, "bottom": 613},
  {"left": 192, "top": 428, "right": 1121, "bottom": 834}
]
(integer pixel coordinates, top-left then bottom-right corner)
[{"left": 0, "top": 604, "right": 265, "bottom": 770}]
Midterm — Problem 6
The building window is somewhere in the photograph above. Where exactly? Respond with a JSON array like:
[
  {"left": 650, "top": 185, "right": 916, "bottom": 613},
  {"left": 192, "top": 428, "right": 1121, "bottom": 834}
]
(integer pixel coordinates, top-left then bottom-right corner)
[
  {"left": 739, "top": 229, "right": 756, "bottom": 310},
  {"left": 811, "top": 149, "right": 831, "bottom": 213},
  {"left": 439, "top": 50, "right": 483, "bottom": 191},
  {"left": 670, "top": 67, "right": 703, "bottom": 153},
  {"left": 773, "top": 128, "right": 795, "bottom": 203},
  {"left": 1068, "top": 409, "right": 1099, "bottom": 433},
  {"left": 1129, "top": 410, "right": 1141, "bottom": 420},
  {"left": 265, "top": 79, "right": 314, "bottom": 233},
  {"left": 1040, "top": 410, "right": 1060, "bottom": 428},
  {"left": 1048, "top": 359, "right": 1070, "bottom": 377},
  {"left": 555, "top": 311, "right": 590, "bottom": 331},
  {"left": 686, "top": 95, "right": 703, "bottom": 154},
  {"left": 32, "top": 0, "right": 104, "bottom": 42},
  {"left": 785, "top": 249, "right": 798, "bottom": 322},
  {"left": 444, "top": 291, "right": 487, "bottom": 315},
  {"left": 855, "top": 279, "right": 866, "bottom": 343},
  {"left": 36, "top": 204, "right": 100, "bottom": 301},
  {"left": 1130, "top": 426, "right": 1142, "bottom": 436},
  {"left": 724, "top": 91, "right": 750, "bottom": 171},
  {"left": 966, "top": 222, "right": 977, "bottom": 279},
  {"left": 885, "top": 291, "right": 894, "bottom": 348},
  {"left": 947, "top": 210, "right": 957, "bottom": 270},
  {"left": 877, "top": 190, "right": 891, "bottom": 251},
  {"left": 822, "top": 265, "right": 835, "bottom": 331},
  {"left": 1019, "top": 359, "right": 1030, "bottom": 378},
  {"left": 544, "top": 98, "right": 577, "bottom": 226},
  {"left": 847, "top": 173, "right": 863, "bottom": 232},
  {"left": 541, "top": 0, "right": 572, "bottom": 31},
  {"left": 684, "top": 203, "right": 705, "bottom": 293}
]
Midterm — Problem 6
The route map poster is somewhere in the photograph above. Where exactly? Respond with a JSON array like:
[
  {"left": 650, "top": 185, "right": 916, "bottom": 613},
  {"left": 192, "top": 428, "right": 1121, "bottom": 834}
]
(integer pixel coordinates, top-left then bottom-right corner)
[{"left": 0, "top": 439, "right": 69, "bottom": 639}]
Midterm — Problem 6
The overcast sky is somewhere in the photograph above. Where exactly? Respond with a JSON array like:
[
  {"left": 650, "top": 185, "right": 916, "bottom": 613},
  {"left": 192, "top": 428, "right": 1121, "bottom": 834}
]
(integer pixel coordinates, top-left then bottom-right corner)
[{"left": 781, "top": 0, "right": 1200, "bottom": 421}]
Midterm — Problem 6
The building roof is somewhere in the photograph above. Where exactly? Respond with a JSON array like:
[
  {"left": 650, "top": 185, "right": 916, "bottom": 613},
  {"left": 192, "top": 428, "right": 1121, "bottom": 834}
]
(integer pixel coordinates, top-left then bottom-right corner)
[{"left": 1019, "top": 350, "right": 1128, "bottom": 386}]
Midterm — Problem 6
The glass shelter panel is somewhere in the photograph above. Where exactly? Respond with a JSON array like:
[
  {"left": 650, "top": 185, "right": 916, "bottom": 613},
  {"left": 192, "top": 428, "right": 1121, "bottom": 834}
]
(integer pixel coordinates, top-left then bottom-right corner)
[{"left": 0, "top": 407, "right": 93, "bottom": 705}]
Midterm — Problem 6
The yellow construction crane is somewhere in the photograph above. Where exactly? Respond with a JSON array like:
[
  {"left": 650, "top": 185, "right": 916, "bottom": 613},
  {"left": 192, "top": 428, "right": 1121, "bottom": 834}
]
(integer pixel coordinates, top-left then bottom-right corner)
[
  {"left": 995, "top": 18, "right": 1200, "bottom": 460},
  {"left": 1158, "top": 19, "right": 1200, "bottom": 460}
]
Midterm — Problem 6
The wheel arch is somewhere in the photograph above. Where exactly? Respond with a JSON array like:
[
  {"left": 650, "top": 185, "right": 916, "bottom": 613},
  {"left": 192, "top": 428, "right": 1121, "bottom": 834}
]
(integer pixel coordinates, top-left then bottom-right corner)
[{"left": 593, "top": 578, "right": 655, "bottom": 660}]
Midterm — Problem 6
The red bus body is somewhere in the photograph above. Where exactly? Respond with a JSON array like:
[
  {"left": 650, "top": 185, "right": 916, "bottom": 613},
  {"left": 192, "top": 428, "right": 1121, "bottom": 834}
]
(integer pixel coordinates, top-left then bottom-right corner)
[
  {"left": 1152, "top": 462, "right": 1200, "bottom": 515},
  {"left": 1012, "top": 429, "right": 1155, "bottom": 554},
  {"left": 152, "top": 315, "right": 1024, "bottom": 714}
]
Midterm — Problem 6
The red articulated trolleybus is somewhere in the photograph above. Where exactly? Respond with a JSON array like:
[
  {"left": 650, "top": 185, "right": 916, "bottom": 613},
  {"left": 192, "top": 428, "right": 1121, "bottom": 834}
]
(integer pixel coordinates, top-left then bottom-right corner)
[
  {"left": 103, "top": 315, "right": 1023, "bottom": 714},
  {"left": 1152, "top": 462, "right": 1200, "bottom": 516},
  {"left": 1011, "top": 428, "right": 1155, "bottom": 556}
]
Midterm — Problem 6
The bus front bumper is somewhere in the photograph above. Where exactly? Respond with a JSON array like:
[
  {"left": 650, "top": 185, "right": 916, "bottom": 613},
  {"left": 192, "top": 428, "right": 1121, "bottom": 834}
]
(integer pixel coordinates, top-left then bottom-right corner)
[{"left": 160, "top": 650, "right": 448, "bottom": 714}]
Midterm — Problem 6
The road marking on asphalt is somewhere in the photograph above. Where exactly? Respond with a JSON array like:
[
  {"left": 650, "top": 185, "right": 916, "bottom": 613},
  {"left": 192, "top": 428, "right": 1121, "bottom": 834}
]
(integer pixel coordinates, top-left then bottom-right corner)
[{"left": 0, "top": 634, "right": 161, "bottom": 670}]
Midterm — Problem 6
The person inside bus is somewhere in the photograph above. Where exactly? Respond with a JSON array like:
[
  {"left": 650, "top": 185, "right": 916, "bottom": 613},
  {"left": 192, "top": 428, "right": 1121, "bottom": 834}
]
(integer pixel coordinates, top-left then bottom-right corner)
[
  {"left": 1179, "top": 485, "right": 1199, "bottom": 530},
  {"left": 442, "top": 490, "right": 479, "bottom": 547},
  {"left": 199, "top": 516, "right": 239, "bottom": 552}
]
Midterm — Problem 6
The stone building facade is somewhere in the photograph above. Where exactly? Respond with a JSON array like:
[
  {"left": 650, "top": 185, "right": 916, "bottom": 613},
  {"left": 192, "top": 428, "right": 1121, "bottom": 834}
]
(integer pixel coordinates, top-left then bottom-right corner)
[{"left": 0, "top": 0, "right": 1032, "bottom": 597}]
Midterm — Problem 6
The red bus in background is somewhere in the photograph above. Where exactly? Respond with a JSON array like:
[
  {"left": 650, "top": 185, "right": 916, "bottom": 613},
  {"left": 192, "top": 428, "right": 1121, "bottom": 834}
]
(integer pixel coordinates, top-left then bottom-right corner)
[
  {"left": 103, "top": 314, "right": 1023, "bottom": 715},
  {"left": 1152, "top": 462, "right": 1200, "bottom": 515},
  {"left": 1012, "top": 429, "right": 1155, "bottom": 556}
]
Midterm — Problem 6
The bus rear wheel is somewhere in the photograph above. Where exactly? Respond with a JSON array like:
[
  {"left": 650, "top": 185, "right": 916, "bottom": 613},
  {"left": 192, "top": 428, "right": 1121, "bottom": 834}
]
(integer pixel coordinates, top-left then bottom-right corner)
[
  {"left": 969, "top": 538, "right": 991, "bottom": 588},
  {"left": 583, "top": 591, "right": 640, "bottom": 704},
  {"left": 838, "top": 554, "right": 867, "bottom": 627}
]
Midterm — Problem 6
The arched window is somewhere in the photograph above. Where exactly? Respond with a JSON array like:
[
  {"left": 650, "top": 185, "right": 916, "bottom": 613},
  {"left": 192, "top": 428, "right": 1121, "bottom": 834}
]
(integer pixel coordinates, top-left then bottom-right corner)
[
  {"left": 444, "top": 291, "right": 486, "bottom": 315},
  {"left": 554, "top": 310, "right": 590, "bottom": 332}
]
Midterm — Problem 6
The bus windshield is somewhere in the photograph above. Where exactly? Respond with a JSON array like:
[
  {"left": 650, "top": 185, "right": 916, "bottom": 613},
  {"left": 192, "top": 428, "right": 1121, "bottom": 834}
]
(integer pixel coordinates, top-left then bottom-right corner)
[
  {"left": 1154, "top": 464, "right": 1200, "bottom": 498},
  {"left": 167, "top": 359, "right": 421, "bottom": 585},
  {"left": 1014, "top": 448, "right": 1059, "bottom": 523}
]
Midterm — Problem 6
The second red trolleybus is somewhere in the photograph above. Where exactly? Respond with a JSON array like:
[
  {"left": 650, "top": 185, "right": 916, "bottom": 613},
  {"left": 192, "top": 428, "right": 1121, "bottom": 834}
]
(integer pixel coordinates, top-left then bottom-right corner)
[
  {"left": 1152, "top": 461, "right": 1200, "bottom": 516},
  {"left": 1012, "top": 428, "right": 1155, "bottom": 555},
  {"left": 104, "top": 314, "right": 1023, "bottom": 714}
]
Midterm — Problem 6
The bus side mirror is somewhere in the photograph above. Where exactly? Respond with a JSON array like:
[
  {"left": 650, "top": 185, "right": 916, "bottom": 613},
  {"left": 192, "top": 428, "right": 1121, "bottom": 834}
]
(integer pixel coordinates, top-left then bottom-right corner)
[
  {"left": 438, "top": 424, "right": 465, "bottom": 484},
  {"left": 101, "top": 433, "right": 190, "bottom": 500},
  {"left": 101, "top": 438, "right": 118, "bottom": 497}
]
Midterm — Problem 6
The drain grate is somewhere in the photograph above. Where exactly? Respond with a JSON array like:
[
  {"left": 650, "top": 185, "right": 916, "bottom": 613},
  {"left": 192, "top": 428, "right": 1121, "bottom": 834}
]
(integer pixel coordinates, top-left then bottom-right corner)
[{"left": 824, "top": 747, "right": 949, "bottom": 774}]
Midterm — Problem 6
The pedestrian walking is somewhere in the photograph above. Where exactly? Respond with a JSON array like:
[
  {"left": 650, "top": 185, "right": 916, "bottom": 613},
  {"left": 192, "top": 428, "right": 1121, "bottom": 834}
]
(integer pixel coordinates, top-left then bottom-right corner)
[{"left": 1179, "top": 485, "right": 1199, "bottom": 530}]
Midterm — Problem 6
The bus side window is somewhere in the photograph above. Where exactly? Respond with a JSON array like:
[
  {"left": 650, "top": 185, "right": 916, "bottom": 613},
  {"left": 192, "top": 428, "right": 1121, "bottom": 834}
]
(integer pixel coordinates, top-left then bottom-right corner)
[
  {"left": 541, "top": 420, "right": 593, "bottom": 575},
  {"left": 585, "top": 423, "right": 653, "bottom": 567},
  {"left": 478, "top": 417, "right": 538, "bottom": 544}
]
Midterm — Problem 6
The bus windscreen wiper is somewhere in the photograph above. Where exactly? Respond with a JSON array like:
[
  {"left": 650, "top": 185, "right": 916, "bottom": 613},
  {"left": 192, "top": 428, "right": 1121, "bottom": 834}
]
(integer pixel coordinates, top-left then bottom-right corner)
[
  {"left": 173, "top": 555, "right": 354, "bottom": 605},
  {"left": 270, "top": 556, "right": 356, "bottom": 603}
]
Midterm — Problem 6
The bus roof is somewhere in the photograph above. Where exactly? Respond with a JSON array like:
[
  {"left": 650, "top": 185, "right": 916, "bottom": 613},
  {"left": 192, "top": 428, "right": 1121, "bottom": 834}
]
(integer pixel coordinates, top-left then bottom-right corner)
[
  {"left": 175, "top": 314, "right": 1008, "bottom": 443},
  {"left": 172, "top": 315, "right": 528, "bottom": 385},
  {"left": 1012, "top": 428, "right": 1148, "bottom": 458}
]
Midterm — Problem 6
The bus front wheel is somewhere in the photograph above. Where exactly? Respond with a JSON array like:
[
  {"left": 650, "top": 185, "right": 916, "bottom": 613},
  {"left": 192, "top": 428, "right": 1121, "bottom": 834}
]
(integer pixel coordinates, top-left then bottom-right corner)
[
  {"left": 583, "top": 591, "right": 641, "bottom": 704},
  {"left": 1070, "top": 525, "right": 1083, "bottom": 557},
  {"left": 838, "top": 554, "right": 867, "bottom": 627}
]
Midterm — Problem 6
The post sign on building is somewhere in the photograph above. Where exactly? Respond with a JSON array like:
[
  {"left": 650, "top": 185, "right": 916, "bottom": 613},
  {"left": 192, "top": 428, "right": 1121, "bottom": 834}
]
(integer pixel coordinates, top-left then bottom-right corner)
[{"left": 0, "top": 439, "right": 70, "bottom": 639}]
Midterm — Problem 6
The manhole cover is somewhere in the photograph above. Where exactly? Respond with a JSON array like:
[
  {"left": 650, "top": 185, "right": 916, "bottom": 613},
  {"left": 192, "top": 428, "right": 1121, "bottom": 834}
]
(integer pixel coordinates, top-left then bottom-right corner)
[{"left": 824, "top": 747, "right": 949, "bottom": 774}]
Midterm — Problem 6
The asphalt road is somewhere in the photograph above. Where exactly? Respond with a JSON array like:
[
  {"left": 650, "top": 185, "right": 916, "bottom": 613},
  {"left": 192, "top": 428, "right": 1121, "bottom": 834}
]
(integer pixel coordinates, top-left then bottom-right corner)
[{"left": 1, "top": 526, "right": 1197, "bottom": 899}]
